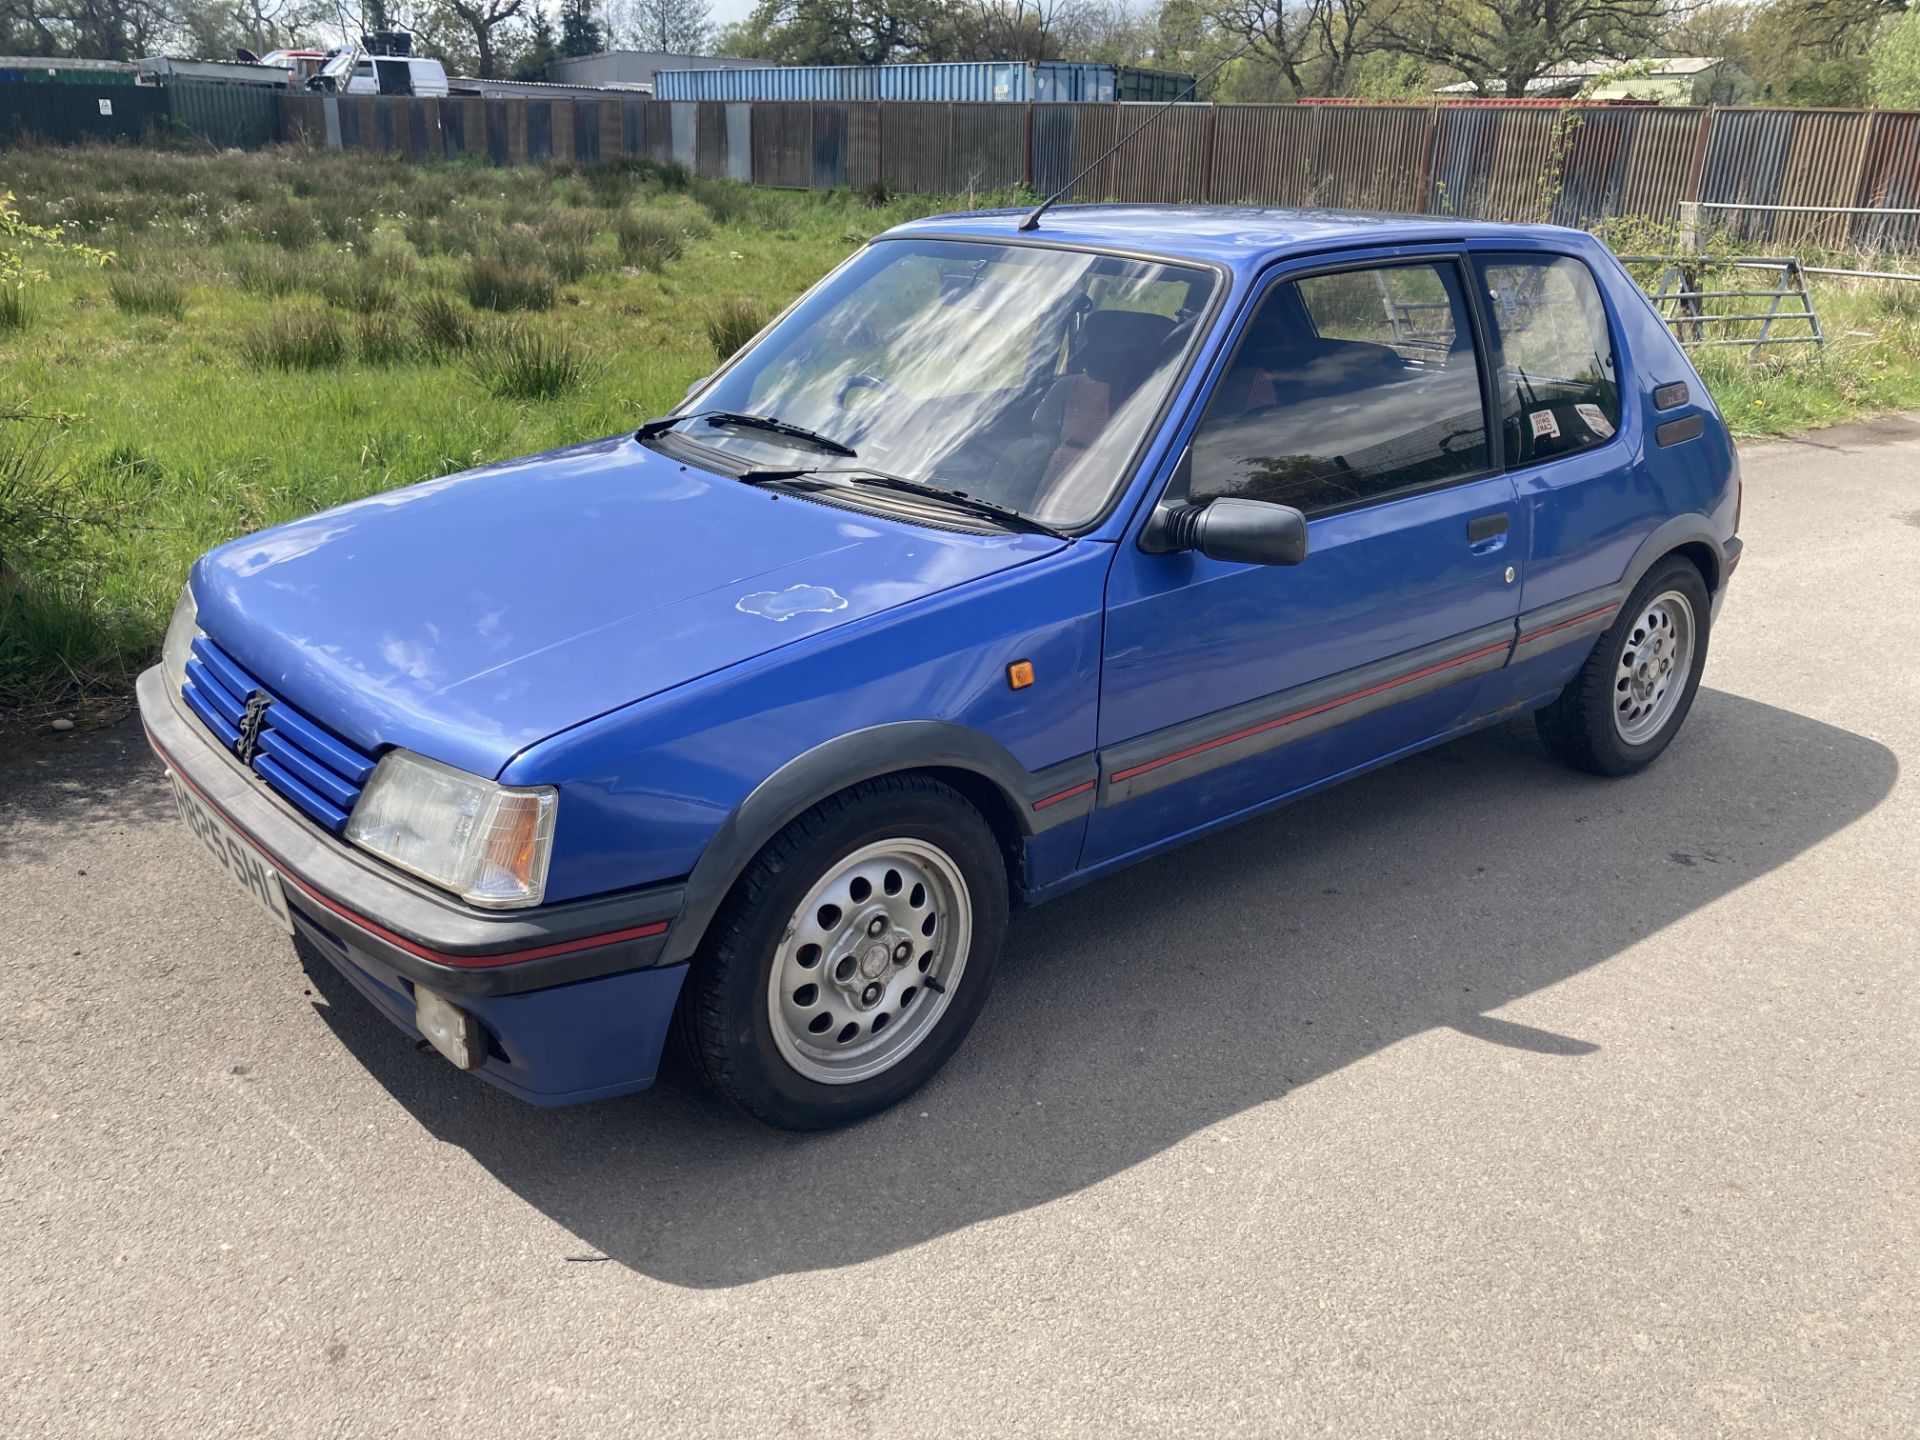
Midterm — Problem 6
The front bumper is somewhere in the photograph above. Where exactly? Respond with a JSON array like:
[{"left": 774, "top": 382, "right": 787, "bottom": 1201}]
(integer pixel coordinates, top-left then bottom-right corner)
[{"left": 137, "top": 665, "right": 690, "bottom": 1106}]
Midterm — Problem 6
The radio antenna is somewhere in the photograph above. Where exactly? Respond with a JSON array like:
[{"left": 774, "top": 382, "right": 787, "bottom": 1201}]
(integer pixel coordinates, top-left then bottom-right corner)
[{"left": 1019, "top": 36, "right": 1266, "bottom": 233}]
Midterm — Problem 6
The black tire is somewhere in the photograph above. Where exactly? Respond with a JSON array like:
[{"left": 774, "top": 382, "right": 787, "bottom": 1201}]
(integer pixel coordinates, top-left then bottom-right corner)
[
  {"left": 676, "top": 774, "right": 1009, "bottom": 1131},
  {"left": 1537, "top": 555, "right": 1711, "bottom": 777}
]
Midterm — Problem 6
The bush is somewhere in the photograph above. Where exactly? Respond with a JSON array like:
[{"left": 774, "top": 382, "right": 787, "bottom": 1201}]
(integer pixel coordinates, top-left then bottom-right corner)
[
  {"left": 615, "top": 209, "right": 685, "bottom": 271},
  {"left": 231, "top": 245, "right": 305, "bottom": 298},
  {"left": 693, "top": 180, "right": 800, "bottom": 230},
  {"left": 243, "top": 307, "right": 347, "bottom": 370},
  {"left": 466, "top": 326, "right": 599, "bottom": 401},
  {"left": 539, "top": 211, "right": 603, "bottom": 282},
  {"left": 251, "top": 198, "right": 320, "bottom": 250},
  {"left": 408, "top": 292, "right": 476, "bottom": 355},
  {"left": 463, "top": 255, "right": 555, "bottom": 312},
  {"left": 317, "top": 268, "right": 397, "bottom": 313},
  {"left": 107, "top": 272, "right": 188, "bottom": 319},
  {"left": 705, "top": 297, "right": 770, "bottom": 360},
  {"left": 355, "top": 311, "right": 414, "bottom": 366}
]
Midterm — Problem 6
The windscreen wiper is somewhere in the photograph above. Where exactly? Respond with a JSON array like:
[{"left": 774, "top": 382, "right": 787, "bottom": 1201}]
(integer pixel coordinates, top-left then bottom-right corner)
[
  {"left": 636, "top": 409, "right": 856, "bottom": 458},
  {"left": 738, "top": 467, "right": 1067, "bottom": 539}
]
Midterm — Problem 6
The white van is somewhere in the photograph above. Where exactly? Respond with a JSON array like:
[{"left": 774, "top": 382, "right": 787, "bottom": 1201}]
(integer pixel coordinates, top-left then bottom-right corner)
[{"left": 310, "top": 50, "right": 448, "bottom": 98}]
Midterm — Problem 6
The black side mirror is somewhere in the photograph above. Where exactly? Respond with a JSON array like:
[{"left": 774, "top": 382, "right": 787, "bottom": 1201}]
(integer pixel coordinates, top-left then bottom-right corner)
[{"left": 1152, "top": 497, "right": 1309, "bottom": 566}]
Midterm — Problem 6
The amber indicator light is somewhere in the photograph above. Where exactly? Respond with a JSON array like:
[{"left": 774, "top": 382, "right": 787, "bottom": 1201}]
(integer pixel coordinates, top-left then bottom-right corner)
[{"left": 1007, "top": 660, "right": 1035, "bottom": 690}]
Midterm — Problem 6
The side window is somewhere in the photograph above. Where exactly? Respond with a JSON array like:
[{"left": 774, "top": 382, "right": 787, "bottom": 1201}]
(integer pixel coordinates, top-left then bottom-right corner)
[
  {"left": 1187, "top": 261, "right": 1489, "bottom": 515},
  {"left": 1474, "top": 253, "right": 1620, "bottom": 466}
]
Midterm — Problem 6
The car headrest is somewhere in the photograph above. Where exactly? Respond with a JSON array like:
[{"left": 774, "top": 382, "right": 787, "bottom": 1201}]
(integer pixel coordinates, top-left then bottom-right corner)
[{"left": 1076, "top": 309, "right": 1178, "bottom": 388}]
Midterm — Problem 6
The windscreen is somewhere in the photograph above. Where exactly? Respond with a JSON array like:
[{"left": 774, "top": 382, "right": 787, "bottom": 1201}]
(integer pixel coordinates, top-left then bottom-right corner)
[{"left": 668, "top": 238, "right": 1216, "bottom": 530}]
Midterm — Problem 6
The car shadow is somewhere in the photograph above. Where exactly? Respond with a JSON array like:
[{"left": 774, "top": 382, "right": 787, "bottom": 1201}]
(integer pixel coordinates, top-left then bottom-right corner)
[{"left": 297, "top": 689, "right": 1897, "bottom": 1288}]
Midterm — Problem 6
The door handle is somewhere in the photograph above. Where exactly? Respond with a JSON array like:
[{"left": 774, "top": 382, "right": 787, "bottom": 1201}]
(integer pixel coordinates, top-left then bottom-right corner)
[{"left": 1466, "top": 513, "right": 1510, "bottom": 544}]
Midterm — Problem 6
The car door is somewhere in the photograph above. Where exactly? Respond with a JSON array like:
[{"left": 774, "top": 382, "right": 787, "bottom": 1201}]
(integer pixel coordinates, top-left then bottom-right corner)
[
  {"left": 1084, "top": 250, "right": 1526, "bottom": 870},
  {"left": 1466, "top": 246, "right": 1674, "bottom": 685}
]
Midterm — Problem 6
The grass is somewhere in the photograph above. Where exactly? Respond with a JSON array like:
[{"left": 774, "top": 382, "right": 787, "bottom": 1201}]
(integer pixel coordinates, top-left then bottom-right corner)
[
  {"left": 467, "top": 326, "right": 601, "bottom": 400},
  {"left": 463, "top": 255, "right": 557, "bottom": 312},
  {"left": 243, "top": 307, "right": 348, "bottom": 370},
  {"left": 615, "top": 209, "right": 686, "bottom": 270},
  {"left": 2, "top": 140, "right": 1917, "bottom": 716},
  {"left": 705, "top": 296, "right": 771, "bottom": 361},
  {"left": 0, "top": 143, "right": 972, "bottom": 709},
  {"left": 107, "top": 273, "right": 188, "bottom": 319}
]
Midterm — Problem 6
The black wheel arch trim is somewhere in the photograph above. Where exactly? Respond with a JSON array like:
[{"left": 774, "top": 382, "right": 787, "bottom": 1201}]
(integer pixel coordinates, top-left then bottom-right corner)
[
  {"left": 663, "top": 722, "right": 1096, "bottom": 965},
  {"left": 1624, "top": 514, "right": 1729, "bottom": 595}
]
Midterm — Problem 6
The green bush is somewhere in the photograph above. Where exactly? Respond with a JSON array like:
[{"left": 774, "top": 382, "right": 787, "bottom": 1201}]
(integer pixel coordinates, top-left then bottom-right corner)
[
  {"left": 231, "top": 245, "right": 305, "bottom": 298},
  {"left": 317, "top": 268, "right": 398, "bottom": 313},
  {"left": 251, "top": 199, "right": 321, "bottom": 250},
  {"left": 355, "top": 311, "right": 414, "bottom": 366},
  {"left": 705, "top": 297, "right": 770, "bottom": 360},
  {"left": 615, "top": 209, "right": 685, "bottom": 270},
  {"left": 466, "top": 326, "right": 600, "bottom": 400},
  {"left": 107, "top": 272, "right": 188, "bottom": 319},
  {"left": 463, "top": 255, "right": 556, "bottom": 312},
  {"left": 408, "top": 292, "right": 476, "bottom": 355},
  {"left": 243, "top": 307, "right": 347, "bottom": 370},
  {"left": 0, "top": 286, "right": 26, "bottom": 331}
]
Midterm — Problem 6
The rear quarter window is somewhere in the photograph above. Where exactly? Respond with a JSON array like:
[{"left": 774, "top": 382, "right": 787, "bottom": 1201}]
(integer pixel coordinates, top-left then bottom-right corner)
[{"left": 1474, "top": 253, "right": 1621, "bottom": 466}]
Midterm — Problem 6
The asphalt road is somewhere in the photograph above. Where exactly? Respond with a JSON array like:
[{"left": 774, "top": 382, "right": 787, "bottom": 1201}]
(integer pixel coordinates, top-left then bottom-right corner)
[{"left": 4, "top": 416, "right": 1917, "bottom": 1438}]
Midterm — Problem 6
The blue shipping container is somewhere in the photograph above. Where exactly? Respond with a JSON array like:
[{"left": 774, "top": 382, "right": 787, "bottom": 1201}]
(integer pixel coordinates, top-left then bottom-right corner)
[{"left": 653, "top": 61, "right": 1118, "bottom": 104}]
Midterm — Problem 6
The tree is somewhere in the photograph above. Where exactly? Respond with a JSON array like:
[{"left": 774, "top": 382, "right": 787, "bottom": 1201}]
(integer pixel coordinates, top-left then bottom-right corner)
[
  {"left": 610, "top": 0, "right": 711, "bottom": 52},
  {"left": 513, "top": 5, "right": 556, "bottom": 74},
  {"left": 1871, "top": 5, "right": 1920, "bottom": 104},
  {"left": 558, "top": 0, "right": 602, "bottom": 54},
  {"left": 1368, "top": 0, "right": 1666, "bottom": 97},
  {"left": 11, "top": 0, "right": 189, "bottom": 60},
  {"left": 1205, "top": 0, "right": 1386, "bottom": 98},
  {"left": 431, "top": 0, "right": 526, "bottom": 75},
  {"left": 717, "top": 0, "right": 938, "bottom": 63}
]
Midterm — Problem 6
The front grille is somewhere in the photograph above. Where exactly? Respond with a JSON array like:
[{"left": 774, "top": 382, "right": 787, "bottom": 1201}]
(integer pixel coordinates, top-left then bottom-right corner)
[{"left": 179, "top": 636, "right": 378, "bottom": 835}]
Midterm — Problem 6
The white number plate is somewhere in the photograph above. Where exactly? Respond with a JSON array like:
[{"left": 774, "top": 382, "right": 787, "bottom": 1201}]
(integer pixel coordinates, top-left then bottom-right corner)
[{"left": 167, "top": 770, "right": 295, "bottom": 934}]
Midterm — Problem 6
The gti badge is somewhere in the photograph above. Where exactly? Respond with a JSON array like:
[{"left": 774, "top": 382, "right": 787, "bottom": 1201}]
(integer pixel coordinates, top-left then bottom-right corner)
[{"left": 236, "top": 692, "right": 271, "bottom": 765}]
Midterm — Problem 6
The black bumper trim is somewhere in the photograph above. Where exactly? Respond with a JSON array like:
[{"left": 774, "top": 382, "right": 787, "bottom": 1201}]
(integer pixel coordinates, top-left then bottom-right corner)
[{"left": 138, "top": 666, "right": 684, "bottom": 998}]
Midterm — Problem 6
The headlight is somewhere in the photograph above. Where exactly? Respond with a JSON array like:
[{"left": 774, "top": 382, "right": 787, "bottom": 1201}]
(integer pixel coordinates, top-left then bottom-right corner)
[
  {"left": 345, "top": 750, "right": 557, "bottom": 909},
  {"left": 161, "top": 583, "right": 200, "bottom": 694}
]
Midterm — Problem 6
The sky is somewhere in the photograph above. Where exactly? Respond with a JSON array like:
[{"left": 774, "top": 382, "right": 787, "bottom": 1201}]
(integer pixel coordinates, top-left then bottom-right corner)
[{"left": 707, "top": 0, "right": 758, "bottom": 30}]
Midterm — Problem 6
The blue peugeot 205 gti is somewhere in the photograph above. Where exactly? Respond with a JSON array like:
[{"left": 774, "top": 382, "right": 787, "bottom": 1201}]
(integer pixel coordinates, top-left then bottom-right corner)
[{"left": 140, "top": 204, "right": 1740, "bottom": 1130}]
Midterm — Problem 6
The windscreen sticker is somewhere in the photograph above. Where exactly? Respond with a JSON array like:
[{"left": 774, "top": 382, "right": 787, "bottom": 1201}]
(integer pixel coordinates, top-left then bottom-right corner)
[
  {"left": 736, "top": 583, "right": 850, "bottom": 622},
  {"left": 1529, "top": 408, "right": 1561, "bottom": 441},
  {"left": 1574, "top": 403, "right": 1615, "bottom": 438}
]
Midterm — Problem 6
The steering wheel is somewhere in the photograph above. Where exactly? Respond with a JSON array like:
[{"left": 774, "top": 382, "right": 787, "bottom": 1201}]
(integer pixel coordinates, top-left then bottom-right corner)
[{"left": 835, "top": 372, "right": 905, "bottom": 409}]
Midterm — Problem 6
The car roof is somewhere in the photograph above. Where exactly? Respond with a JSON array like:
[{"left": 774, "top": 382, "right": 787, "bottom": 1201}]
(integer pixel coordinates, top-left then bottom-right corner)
[{"left": 884, "top": 204, "right": 1589, "bottom": 272}]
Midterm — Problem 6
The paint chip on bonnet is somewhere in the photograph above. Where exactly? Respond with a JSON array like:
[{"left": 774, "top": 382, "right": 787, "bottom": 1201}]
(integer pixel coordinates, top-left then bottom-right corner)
[{"left": 736, "top": 583, "right": 850, "bottom": 622}]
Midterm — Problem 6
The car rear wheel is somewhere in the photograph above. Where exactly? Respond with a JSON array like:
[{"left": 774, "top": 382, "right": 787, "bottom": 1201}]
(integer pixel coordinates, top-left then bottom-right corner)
[
  {"left": 1537, "top": 555, "right": 1711, "bottom": 777},
  {"left": 677, "top": 775, "right": 1008, "bottom": 1130}
]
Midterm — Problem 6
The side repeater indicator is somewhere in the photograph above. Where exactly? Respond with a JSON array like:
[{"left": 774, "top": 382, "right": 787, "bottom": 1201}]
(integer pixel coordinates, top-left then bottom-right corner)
[{"left": 1007, "top": 660, "right": 1035, "bottom": 691}]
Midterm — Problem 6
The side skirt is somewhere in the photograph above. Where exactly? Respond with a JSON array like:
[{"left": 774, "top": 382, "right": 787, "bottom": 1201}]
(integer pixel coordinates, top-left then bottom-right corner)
[{"left": 1022, "top": 690, "right": 1563, "bottom": 908}]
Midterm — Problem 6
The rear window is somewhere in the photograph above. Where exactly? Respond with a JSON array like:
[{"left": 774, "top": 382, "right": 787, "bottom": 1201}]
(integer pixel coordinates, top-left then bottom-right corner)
[{"left": 1474, "top": 253, "right": 1620, "bottom": 466}]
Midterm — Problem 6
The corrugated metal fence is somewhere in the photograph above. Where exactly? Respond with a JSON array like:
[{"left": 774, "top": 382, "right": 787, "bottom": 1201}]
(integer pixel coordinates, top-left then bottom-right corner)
[
  {"left": 282, "top": 95, "right": 1920, "bottom": 245},
  {"left": 9, "top": 85, "right": 1920, "bottom": 247}
]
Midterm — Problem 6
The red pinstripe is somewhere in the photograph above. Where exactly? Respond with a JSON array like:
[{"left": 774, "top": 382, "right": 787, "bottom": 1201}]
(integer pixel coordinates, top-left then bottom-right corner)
[
  {"left": 1515, "top": 603, "right": 1617, "bottom": 647},
  {"left": 1109, "top": 640, "right": 1514, "bottom": 786},
  {"left": 1031, "top": 779, "right": 1095, "bottom": 810}
]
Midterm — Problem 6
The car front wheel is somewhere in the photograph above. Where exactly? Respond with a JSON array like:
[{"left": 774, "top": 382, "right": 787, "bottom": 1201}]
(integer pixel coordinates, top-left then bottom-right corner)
[
  {"left": 1537, "top": 555, "right": 1711, "bottom": 776},
  {"left": 677, "top": 775, "right": 1008, "bottom": 1130}
]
